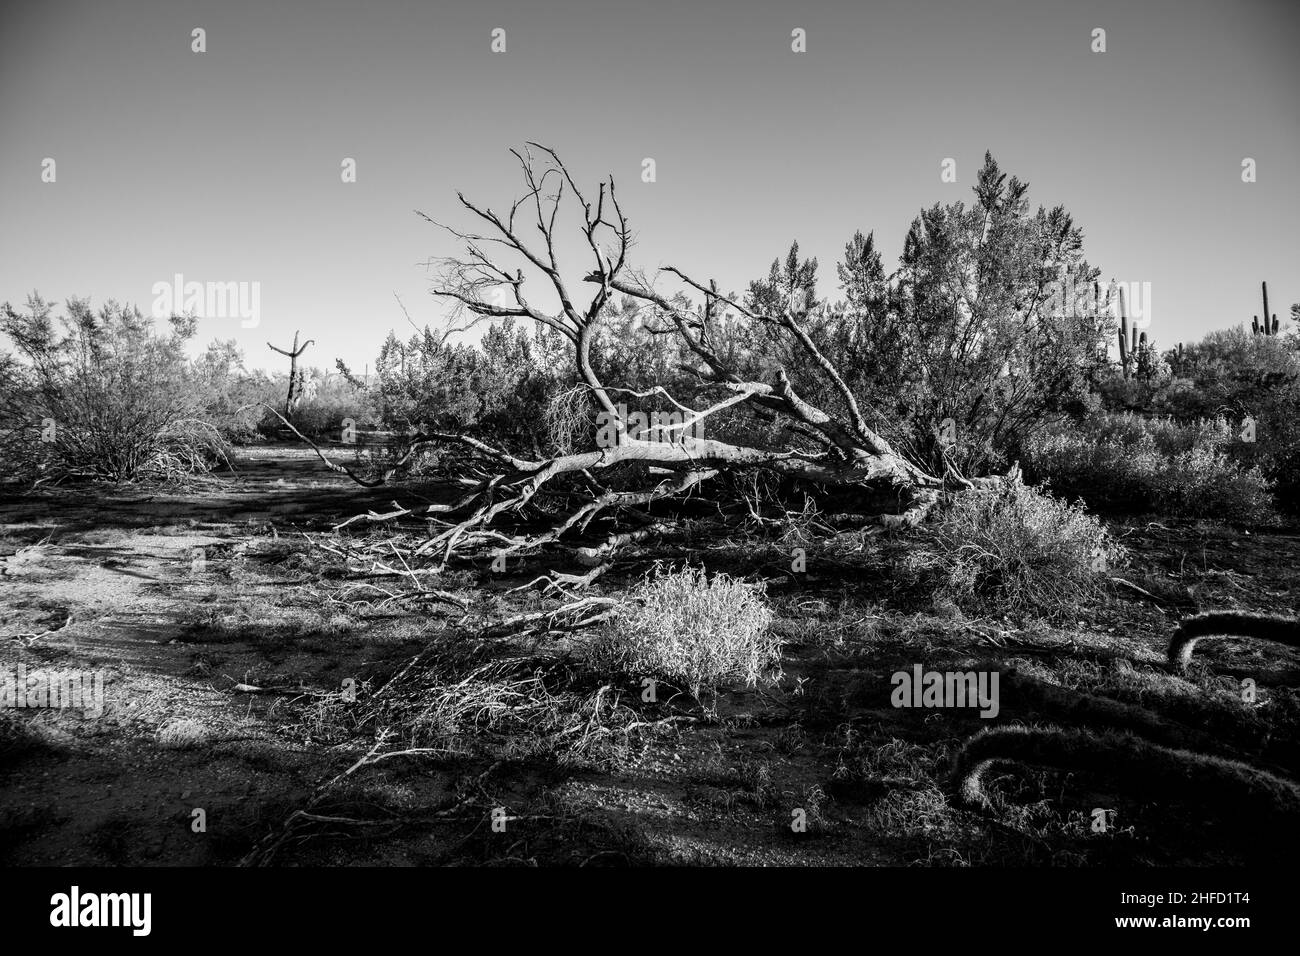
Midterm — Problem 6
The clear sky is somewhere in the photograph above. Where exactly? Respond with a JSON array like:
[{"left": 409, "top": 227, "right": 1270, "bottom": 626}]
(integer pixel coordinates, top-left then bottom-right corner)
[{"left": 1, "top": 0, "right": 1297, "bottom": 372}]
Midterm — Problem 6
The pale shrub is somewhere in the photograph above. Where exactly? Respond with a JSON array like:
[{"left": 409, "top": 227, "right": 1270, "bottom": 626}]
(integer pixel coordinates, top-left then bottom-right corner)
[
  {"left": 922, "top": 482, "right": 1122, "bottom": 622},
  {"left": 590, "top": 566, "right": 780, "bottom": 698}
]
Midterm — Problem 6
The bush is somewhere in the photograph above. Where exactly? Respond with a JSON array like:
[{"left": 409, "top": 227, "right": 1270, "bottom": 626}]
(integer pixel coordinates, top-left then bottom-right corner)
[
  {"left": 1134, "top": 328, "right": 1300, "bottom": 513},
  {"left": 0, "top": 295, "right": 227, "bottom": 483},
  {"left": 288, "top": 371, "right": 377, "bottom": 439},
  {"left": 1022, "top": 413, "right": 1274, "bottom": 522},
  {"left": 589, "top": 565, "right": 780, "bottom": 698},
  {"left": 920, "top": 481, "right": 1121, "bottom": 622},
  {"left": 190, "top": 339, "right": 280, "bottom": 443},
  {"left": 356, "top": 320, "right": 563, "bottom": 452}
]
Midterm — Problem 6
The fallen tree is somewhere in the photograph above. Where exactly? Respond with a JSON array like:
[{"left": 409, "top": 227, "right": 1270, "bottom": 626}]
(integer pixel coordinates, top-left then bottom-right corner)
[{"left": 302, "top": 144, "right": 1064, "bottom": 576}]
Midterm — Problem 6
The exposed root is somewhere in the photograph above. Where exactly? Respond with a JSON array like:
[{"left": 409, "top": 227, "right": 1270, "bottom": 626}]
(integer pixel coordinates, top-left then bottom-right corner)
[
  {"left": 1168, "top": 611, "right": 1300, "bottom": 675},
  {"left": 999, "top": 671, "right": 1234, "bottom": 757},
  {"left": 952, "top": 725, "right": 1300, "bottom": 826}
]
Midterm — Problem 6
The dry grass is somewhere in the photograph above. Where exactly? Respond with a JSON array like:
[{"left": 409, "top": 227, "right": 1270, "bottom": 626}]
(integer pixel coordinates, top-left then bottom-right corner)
[{"left": 156, "top": 718, "right": 211, "bottom": 750}]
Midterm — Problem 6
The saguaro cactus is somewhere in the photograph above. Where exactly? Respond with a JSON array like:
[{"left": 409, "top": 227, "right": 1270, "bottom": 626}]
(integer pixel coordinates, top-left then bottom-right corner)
[
  {"left": 1252, "top": 281, "right": 1279, "bottom": 335},
  {"left": 268, "top": 330, "right": 315, "bottom": 420},
  {"left": 1116, "top": 284, "right": 1136, "bottom": 379}
]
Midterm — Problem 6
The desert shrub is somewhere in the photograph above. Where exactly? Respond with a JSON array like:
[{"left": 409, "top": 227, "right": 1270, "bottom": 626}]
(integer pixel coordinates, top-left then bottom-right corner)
[
  {"left": 191, "top": 339, "right": 281, "bottom": 443},
  {"left": 589, "top": 565, "right": 780, "bottom": 698},
  {"left": 919, "top": 481, "right": 1121, "bottom": 622},
  {"left": 1022, "top": 412, "right": 1274, "bottom": 522},
  {"left": 346, "top": 308, "right": 711, "bottom": 469},
  {"left": 0, "top": 294, "right": 227, "bottom": 483},
  {"left": 1160, "top": 328, "right": 1298, "bottom": 419},
  {"left": 1131, "top": 328, "right": 1300, "bottom": 512},
  {"left": 288, "top": 371, "right": 377, "bottom": 439},
  {"left": 350, "top": 320, "right": 564, "bottom": 453}
]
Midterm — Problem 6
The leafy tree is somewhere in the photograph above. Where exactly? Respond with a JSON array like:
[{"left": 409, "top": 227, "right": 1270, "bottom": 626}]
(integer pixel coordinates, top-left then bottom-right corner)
[
  {"left": 746, "top": 241, "right": 820, "bottom": 318},
  {"left": 764, "top": 154, "right": 1110, "bottom": 477}
]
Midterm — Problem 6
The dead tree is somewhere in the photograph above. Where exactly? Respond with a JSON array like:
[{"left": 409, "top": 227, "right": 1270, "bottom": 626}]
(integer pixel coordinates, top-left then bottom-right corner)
[
  {"left": 290, "top": 144, "right": 1013, "bottom": 576},
  {"left": 268, "top": 331, "right": 315, "bottom": 420}
]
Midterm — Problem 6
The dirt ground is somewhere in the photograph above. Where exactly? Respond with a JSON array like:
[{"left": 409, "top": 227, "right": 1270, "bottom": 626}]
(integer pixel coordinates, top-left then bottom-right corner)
[{"left": 2, "top": 448, "right": 1298, "bottom": 866}]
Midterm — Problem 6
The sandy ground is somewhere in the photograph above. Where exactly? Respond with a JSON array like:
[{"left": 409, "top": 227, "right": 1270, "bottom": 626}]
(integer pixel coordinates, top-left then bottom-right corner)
[
  {"left": 0, "top": 451, "right": 404, "bottom": 864},
  {"left": 2, "top": 449, "right": 1298, "bottom": 866}
]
